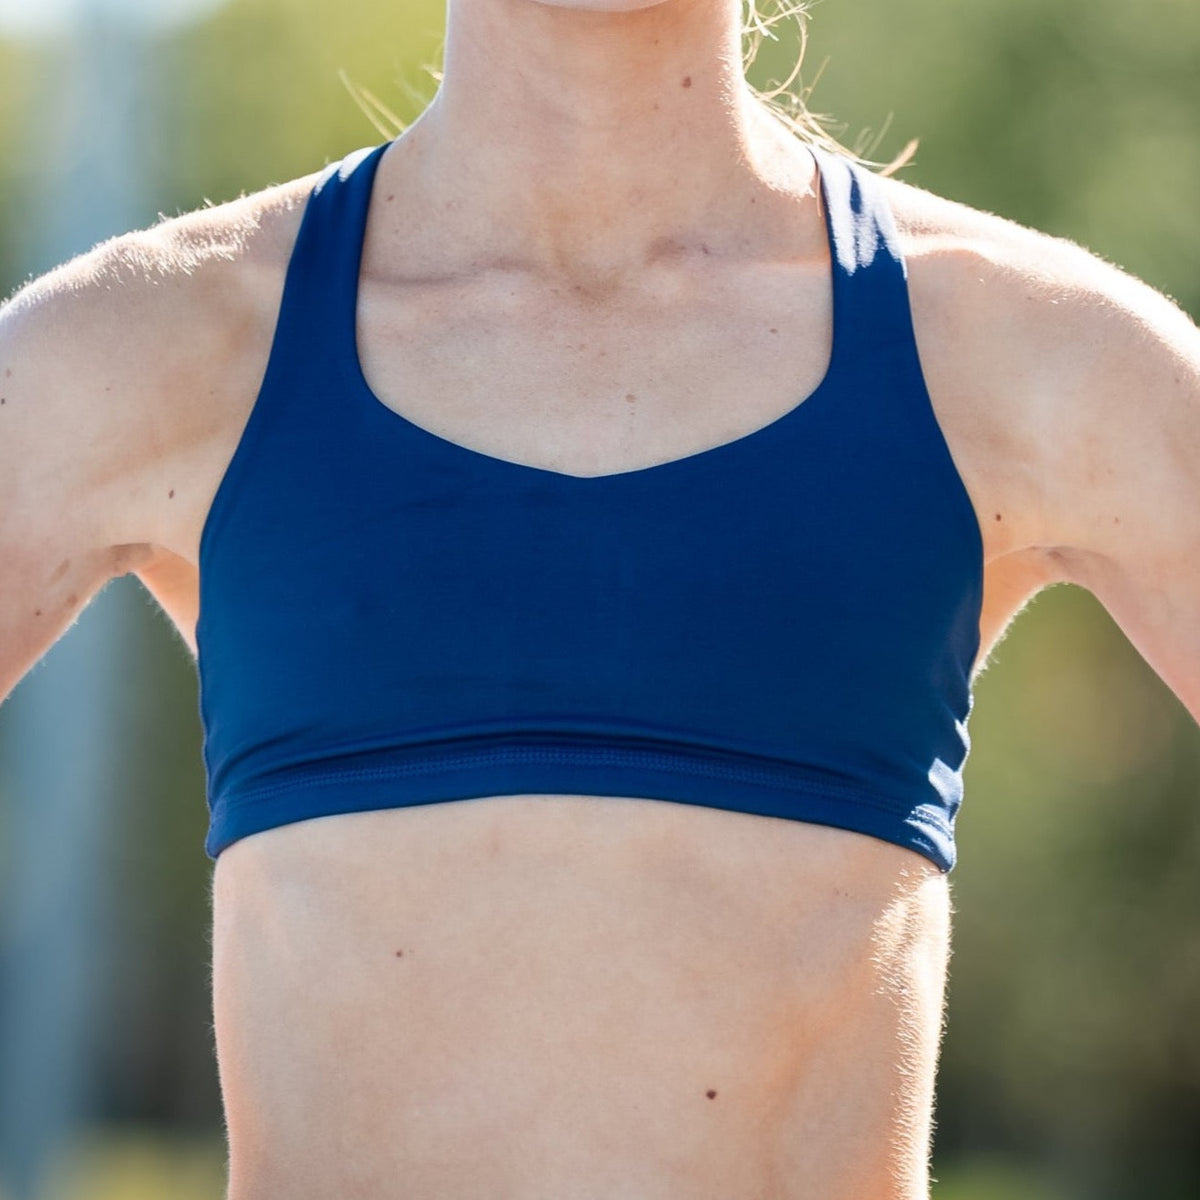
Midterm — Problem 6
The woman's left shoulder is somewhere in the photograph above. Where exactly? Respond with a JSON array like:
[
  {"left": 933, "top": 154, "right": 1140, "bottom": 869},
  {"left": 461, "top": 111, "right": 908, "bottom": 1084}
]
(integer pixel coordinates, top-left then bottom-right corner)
[
  {"left": 876, "top": 169, "right": 1194, "bottom": 354},
  {"left": 878, "top": 169, "right": 1200, "bottom": 723}
]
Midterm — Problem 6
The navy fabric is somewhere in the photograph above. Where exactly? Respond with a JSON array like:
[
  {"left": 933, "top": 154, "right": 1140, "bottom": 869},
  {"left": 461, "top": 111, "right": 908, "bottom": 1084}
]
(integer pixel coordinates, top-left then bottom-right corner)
[{"left": 196, "top": 141, "right": 984, "bottom": 871}]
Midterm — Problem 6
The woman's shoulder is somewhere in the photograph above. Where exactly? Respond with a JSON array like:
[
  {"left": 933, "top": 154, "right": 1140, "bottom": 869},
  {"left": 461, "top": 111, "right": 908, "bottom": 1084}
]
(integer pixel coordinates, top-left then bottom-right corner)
[
  {"left": 13, "top": 164, "right": 325, "bottom": 359},
  {"left": 2, "top": 167, "right": 323, "bottom": 478},
  {"left": 871, "top": 166, "right": 1180, "bottom": 363},
  {"left": 874, "top": 164, "right": 1194, "bottom": 445},
  {"left": 1, "top": 167, "right": 324, "bottom": 410},
  {"left": 877, "top": 167, "right": 1118, "bottom": 310},
  {"left": 873, "top": 166, "right": 1199, "bottom": 721},
  {"left": 0, "top": 166, "right": 326, "bottom": 653}
]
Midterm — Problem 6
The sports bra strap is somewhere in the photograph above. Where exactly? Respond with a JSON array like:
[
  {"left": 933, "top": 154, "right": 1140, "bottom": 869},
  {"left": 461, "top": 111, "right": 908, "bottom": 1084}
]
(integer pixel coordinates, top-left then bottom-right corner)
[
  {"left": 270, "top": 143, "right": 390, "bottom": 349},
  {"left": 809, "top": 145, "right": 927, "bottom": 372},
  {"left": 278, "top": 140, "right": 924, "bottom": 399}
]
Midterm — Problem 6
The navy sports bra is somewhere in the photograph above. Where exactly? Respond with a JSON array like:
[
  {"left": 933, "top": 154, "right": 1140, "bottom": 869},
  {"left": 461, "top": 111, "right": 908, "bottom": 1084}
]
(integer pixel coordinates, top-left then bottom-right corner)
[{"left": 196, "top": 141, "right": 984, "bottom": 872}]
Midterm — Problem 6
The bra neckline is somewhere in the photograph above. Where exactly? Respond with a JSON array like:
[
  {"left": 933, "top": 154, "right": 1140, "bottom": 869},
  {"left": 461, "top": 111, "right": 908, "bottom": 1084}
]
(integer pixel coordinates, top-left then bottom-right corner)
[{"left": 334, "top": 143, "right": 850, "bottom": 484}]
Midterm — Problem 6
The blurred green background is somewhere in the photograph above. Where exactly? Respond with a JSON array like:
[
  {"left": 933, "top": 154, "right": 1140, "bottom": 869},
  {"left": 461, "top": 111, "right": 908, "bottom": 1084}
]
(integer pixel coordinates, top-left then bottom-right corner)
[{"left": 0, "top": 1, "right": 1197, "bottom": 1198}]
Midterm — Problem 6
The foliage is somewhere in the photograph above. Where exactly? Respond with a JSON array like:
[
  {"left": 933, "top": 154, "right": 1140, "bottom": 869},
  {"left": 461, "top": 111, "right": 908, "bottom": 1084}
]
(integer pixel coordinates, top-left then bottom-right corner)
[{"left": 27, "top": 1128, "right": 224, "bottom": 1200}]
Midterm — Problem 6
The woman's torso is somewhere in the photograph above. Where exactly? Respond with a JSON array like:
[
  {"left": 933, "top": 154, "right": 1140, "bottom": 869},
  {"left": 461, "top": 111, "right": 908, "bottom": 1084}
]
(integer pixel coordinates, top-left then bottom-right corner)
[{"left": 113, "top": 136, "right": 1051, "bottom": 1198}]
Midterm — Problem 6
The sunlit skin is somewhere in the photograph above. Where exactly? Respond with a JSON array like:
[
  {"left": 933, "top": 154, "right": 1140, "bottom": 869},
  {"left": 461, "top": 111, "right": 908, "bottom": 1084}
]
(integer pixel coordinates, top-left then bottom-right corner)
[
  {"left": 0, "top": 0, "right": 1197, "bottom": 1197},
  {"left": 532, "top": 0, "right": 676, "bottom": 11},
  {"left": 421, "top": 0, "right": 785, "bottom": 282}
]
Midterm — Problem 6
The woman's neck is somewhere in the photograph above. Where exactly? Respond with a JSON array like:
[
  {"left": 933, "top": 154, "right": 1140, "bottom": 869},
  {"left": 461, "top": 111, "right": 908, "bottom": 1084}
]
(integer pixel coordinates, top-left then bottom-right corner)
[{"left": 394, "top": 0, "right": 816, "bottom": 281}]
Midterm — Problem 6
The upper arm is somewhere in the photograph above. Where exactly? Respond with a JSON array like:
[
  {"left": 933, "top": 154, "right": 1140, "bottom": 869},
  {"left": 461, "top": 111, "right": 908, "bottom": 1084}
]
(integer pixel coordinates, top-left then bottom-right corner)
[
  {"left": 0, "top": 245, "right": 164, "bottom": 706},
  {"left": 1032, "top": 256, "right": 1200, "bottom": 721},
  {"left": 890, "top": 180, "right": 1200, "bottom": 718},
  {"left": 0, "top": 173, "right": 324, "bottom": 702}
]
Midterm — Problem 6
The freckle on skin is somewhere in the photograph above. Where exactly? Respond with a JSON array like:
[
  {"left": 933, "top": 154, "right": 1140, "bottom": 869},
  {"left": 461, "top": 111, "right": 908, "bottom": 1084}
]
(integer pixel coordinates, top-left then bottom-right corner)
[
  {"left": 394, "top": 950, "right": 404, "bottom": 958},
  {"left": 682, "top": 76, "right": 692, "bottom": 88},
  {"left": 625, "top": 393, "right": 636, "bottom": 404},
  {"left": 34, "top": 609, "right": 42, "bottom": 617},
  {"left": 769, "top": 328, "right": 778, "bottom": 335},
  {"left": 706, "top": 1090, "right": 717, "bottom": 1099},
  {"left": 67, "top": 593, "right": 79, "bottom": 606},
  {"left": 168, "top": 489, "right": 175, "bottom": 499},
  {"left": 995, "top": 513, "right": 1003, "bottom": 522}
]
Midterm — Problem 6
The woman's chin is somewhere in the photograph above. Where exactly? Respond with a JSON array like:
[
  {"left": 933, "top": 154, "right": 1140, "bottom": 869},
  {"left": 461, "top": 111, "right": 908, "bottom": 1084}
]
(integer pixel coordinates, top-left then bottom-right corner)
[{"left": 527, "top": 0, "right": 676, "bottom": 12}]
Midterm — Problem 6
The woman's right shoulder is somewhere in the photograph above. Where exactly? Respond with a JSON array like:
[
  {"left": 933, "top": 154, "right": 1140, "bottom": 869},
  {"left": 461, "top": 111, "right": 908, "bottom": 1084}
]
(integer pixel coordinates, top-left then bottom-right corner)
[
  {"left": 0, "top": 163, "right": 330, "bottom": 514},
  {"left": 1, "top": 165, "right": 326, "bottom": 393},
  {"left": 0, "top": 168, "right": 325, "bottom": 699},
  {"left": 5, "top": 166, "right": 325, "bottom": 359}
]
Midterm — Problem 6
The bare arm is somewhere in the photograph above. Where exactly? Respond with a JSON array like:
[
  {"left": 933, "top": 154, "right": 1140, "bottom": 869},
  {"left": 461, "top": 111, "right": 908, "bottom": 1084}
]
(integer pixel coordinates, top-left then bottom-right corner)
[
  {"left": 0, "top": 174, "right": 318, "bottom": 694},
  {"left": 1021, "top": 251, "right": 1200, "bottom": 721},
  {"left": 891, "top": 178, "right": 1199, "bottom": 716},
  {"left": 0, "top": 249, "right": 158, "bottom": 706}
]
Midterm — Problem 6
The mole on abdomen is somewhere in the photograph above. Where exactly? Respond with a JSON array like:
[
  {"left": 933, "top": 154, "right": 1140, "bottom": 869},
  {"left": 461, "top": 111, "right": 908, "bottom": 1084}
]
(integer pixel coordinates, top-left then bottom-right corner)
[
  {"left": 994, "top": 513, "right": 1003, "bottom": 522},
  {"left": 682, "top": 76, "right": 693, "bottom": 89},
  {"left": 168, "top": 489, "right": 175, "bottom": 499},
  {"left": 394, "top": 949, "right": 405, "bottom": 958},
  {"left": 706, "top": 1090, "right": 718, "bottom": 1100}
]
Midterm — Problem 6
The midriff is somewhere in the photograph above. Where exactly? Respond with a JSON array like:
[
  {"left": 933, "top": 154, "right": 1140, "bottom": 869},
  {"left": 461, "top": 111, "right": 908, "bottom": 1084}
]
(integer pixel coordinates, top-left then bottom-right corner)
[{"left": 211, "top": 793, "right": 951, "bottom": 1200}]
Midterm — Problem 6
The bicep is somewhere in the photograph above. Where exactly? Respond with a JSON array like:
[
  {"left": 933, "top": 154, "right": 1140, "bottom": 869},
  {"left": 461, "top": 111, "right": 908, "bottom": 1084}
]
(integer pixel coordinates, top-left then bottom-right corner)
[
  {"left": 0, "top": 533, "right": 140, "bottom": 709},
  {"left": 1043, "top": 276, "right": 1200, "bottom": 722},
  {"left": 1057, "top": 542, "right": 1200, "bottom": 723},
  {"left": 0, "top": 280, "right": 152, "bottom": 707}
]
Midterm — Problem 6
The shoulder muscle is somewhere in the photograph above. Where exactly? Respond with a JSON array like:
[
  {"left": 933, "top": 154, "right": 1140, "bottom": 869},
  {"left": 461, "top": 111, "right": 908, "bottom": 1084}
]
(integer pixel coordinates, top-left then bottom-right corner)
[
  {"left": 887, "top": 175, "right": 1200, "bottom": 720},
  {"left": 0, "top": 169, "right": 319, "bottom": 704}
]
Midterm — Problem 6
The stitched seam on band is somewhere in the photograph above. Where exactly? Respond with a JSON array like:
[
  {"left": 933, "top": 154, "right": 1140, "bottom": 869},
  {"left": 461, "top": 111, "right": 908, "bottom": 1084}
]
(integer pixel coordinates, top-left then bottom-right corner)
[{"left": 219, "top": 745, "right": 949, "bottom": 833}]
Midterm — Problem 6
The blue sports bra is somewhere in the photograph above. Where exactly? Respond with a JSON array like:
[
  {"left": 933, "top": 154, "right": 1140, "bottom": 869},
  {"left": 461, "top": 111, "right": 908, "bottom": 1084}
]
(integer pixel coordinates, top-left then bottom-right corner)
[{"left": 196, "top": 141, "right": 984, "bottom": 872}]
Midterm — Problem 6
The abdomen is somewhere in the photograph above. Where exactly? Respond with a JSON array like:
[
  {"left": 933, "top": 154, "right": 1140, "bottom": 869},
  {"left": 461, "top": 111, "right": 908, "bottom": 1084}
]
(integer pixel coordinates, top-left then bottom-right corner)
[{"left": 211, "top": 794, "right": 950, "bottom": 1200}]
